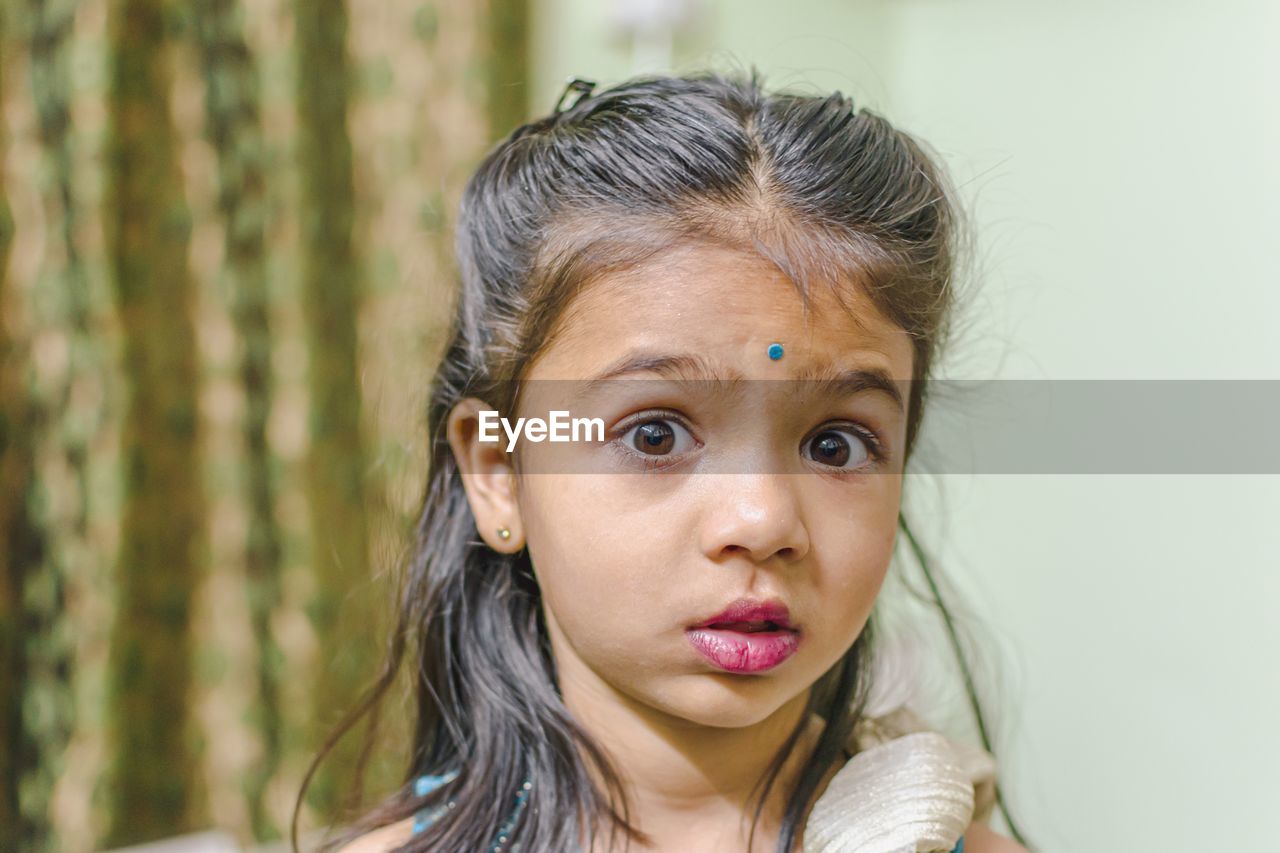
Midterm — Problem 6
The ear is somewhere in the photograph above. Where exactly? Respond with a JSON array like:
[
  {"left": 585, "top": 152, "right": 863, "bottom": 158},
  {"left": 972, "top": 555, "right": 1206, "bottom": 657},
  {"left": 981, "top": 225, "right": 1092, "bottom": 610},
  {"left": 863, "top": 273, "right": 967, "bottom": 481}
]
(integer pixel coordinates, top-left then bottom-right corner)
[{"left": 447, "top": 397, "right": 524, "bottom": 553}]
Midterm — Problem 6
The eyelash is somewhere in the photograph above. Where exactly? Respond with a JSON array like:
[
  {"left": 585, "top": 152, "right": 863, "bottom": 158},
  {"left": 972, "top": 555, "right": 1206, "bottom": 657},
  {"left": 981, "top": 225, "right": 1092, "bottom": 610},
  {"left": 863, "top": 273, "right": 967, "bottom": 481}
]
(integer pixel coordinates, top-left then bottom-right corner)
[
  {"left": 608, "top": 411, "right": 700, "bottom": 473},
  {"left": 607, "top": 410, "right": 888, "bottom": 474}
]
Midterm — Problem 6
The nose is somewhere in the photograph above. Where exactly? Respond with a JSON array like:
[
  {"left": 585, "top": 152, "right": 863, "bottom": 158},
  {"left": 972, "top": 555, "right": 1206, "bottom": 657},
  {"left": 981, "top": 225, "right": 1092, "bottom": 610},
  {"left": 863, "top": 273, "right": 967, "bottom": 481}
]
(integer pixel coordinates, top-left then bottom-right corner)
[{"left": 698, "top": 473, "right": 810, "bottom": 565}]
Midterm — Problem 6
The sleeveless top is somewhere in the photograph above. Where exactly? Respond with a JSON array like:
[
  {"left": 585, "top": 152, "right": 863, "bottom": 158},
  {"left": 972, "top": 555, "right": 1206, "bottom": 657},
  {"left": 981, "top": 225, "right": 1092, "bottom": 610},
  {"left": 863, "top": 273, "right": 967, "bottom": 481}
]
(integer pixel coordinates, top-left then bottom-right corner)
[{"left": 409, "top": 704, "right": 997, "bottom": 853}]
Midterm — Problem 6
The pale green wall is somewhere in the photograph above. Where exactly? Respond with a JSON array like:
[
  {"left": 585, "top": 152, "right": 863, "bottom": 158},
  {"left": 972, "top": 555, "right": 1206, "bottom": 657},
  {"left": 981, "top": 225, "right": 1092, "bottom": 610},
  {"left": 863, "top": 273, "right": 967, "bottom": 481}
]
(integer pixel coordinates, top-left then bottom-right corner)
[{"left": 531, "top": 2, "right": 1280, "bottom": 850}]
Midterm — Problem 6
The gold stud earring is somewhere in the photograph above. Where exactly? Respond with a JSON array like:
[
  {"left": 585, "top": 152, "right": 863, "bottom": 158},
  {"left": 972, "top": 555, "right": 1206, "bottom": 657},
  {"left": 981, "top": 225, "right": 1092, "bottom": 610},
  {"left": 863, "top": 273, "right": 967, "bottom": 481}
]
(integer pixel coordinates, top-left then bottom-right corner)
[{"left": 497, "top": 527, "right": 511, "bottom": 541}]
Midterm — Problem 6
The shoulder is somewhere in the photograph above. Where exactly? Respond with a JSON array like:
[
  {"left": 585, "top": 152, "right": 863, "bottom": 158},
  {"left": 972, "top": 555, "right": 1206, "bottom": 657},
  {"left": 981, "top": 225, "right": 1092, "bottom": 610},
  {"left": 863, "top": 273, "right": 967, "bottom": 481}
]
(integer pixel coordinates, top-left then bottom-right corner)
[
  {"left": 961, "top": 821, "right": 1030, "bottom": 853},
  {"left": 335, "top": 817, "right": 417, "bottom": 853},
  {"left": 828, "top": 706, "right": 1022, "bottom": 852}
]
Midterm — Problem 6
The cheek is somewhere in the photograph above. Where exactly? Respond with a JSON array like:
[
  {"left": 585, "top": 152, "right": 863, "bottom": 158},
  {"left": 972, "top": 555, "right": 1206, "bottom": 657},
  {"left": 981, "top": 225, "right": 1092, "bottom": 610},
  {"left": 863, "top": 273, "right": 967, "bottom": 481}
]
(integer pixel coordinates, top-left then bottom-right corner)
[
  {"left": 807, "top": 483, "right": 901, "bottom": 638},
  {"left": 519, "top": 475, "right": 682, "bottom": 657}
]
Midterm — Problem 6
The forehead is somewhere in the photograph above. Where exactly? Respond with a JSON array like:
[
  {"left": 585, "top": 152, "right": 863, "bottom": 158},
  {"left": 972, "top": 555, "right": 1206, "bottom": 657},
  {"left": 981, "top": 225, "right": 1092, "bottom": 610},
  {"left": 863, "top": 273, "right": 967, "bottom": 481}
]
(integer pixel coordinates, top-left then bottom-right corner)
[{"left": 525, "top": 241, "right": 915, "bottom": 382}]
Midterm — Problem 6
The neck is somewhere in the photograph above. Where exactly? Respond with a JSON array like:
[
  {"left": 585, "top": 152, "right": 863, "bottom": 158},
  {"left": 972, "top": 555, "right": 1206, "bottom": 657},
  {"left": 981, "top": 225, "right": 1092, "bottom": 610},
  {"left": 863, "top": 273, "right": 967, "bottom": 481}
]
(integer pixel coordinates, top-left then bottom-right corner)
[{"left": 560, "top": 668, "right": 831, "bottom": 850}]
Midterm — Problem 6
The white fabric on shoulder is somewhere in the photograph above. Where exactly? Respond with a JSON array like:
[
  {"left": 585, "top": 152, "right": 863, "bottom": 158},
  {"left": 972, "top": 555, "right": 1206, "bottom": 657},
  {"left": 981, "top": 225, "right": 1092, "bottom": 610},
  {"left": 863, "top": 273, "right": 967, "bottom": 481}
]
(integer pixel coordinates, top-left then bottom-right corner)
[{"left": 802, "top": 706, "right": 998, "bottom": 853}]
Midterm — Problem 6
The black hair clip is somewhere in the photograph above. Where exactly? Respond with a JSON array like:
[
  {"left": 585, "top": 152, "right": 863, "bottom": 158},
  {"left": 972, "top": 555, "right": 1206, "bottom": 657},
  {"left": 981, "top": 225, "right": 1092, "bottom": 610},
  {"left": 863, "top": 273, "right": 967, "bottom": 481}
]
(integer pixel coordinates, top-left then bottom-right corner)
[{"left": 554, "top": 77, "right": 597, "bottom": 115}]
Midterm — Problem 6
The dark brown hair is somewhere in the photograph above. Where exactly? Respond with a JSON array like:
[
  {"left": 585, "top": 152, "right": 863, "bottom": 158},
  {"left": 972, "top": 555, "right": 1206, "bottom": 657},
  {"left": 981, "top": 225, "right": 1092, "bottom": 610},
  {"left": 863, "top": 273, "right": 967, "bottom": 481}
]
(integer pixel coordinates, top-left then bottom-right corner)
[{"left": 296, "top": 68, "right": 1020, "bottom": 852}]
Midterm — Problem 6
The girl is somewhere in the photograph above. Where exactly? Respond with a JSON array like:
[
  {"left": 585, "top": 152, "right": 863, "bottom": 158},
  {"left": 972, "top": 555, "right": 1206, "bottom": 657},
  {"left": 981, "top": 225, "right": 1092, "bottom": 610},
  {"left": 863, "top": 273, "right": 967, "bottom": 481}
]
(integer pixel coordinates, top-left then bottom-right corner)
[{"left": 303, "top": 71, "right": 1031, "bottom": 852}]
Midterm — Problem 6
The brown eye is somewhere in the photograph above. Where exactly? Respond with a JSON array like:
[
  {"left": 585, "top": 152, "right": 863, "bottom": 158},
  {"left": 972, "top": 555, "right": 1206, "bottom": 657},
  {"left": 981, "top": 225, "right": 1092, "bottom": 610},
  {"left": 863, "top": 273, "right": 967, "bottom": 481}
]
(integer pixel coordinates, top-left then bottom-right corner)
[
  {"left": 632, "top": 420, "right": 675, "bottom": 455},
  {"left": 804, "top": 428, "right": 870, "bottom": 469}
]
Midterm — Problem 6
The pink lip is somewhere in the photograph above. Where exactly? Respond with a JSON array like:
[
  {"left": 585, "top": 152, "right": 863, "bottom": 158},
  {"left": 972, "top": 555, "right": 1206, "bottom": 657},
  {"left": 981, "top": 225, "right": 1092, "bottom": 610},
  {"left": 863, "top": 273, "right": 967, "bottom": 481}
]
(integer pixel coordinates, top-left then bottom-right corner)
[
  {"left": 686, "top": 628, "right": 800, "bottom": 673},
  {"left": 686, "top": 597, "right": 801, "bottom": 674},
  {"left": 691, "top": 597, "right": 795, "bottom": 630}
]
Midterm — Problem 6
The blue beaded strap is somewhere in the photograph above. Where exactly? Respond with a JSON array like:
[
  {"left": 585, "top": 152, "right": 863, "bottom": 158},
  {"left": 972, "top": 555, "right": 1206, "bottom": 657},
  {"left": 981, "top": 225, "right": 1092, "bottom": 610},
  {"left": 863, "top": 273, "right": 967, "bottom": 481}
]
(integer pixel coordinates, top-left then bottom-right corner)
[
  {"left": 411, "top": 771, "right": 533, "bottom": 852},
  {"left": 952, "top": 835, "right": 966, "bottom": 852},
  {"left": 411, "top": 769, "right": 460, "bottom": 835}
]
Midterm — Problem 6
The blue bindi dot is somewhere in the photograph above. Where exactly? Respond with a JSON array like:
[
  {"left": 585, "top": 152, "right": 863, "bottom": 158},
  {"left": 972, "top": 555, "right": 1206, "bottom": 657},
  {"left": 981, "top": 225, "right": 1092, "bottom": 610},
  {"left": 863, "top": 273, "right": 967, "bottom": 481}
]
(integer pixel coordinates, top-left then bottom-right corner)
[{"left": 767, "top": 342, "right": 784, "bottom": 361}]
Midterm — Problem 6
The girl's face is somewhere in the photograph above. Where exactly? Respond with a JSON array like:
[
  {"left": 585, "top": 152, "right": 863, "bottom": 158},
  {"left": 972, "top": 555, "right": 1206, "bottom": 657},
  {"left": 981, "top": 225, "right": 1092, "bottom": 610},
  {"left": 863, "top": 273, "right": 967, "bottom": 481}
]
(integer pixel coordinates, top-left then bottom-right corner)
[{"left": 451, "top": 241, "right": 913, "bottom": 731}]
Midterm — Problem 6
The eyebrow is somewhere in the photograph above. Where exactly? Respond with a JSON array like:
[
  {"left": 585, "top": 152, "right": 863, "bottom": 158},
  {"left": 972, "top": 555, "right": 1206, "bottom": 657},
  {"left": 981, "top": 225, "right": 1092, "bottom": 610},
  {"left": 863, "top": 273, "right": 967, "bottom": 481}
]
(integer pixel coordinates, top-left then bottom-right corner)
[
  {"left": 571, "top": 351, "right": 906, "bottom": 413},
  {"left": 794, "top": 363, "right": 906, "bottom": 413}
]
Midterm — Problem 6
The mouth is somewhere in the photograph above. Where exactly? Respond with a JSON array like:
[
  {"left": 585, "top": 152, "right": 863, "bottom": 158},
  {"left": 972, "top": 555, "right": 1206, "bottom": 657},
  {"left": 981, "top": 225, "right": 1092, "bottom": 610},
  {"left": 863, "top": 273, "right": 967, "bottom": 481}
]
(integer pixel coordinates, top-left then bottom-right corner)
[
  {"left": 686, "top": 597, "right": 801, "bottom": 673},
  {"left": 701, "top": 620, "right": 789, "bottom": 632},
  {"left": 690, "top": 597, "right": 796, "bottom": 632}
]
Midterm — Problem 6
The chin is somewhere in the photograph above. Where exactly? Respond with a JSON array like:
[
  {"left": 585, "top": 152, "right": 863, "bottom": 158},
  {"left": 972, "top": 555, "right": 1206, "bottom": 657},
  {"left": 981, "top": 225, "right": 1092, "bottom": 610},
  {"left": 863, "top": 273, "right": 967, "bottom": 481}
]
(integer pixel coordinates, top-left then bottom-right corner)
[{"left": 649, "top": 673, "right": 803, "bottom": 729}]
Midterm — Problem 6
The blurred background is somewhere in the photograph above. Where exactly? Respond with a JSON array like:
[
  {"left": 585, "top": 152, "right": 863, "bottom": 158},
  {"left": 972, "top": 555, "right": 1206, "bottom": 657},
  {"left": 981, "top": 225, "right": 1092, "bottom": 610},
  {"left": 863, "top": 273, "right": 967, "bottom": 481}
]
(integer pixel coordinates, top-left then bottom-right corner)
[{"left": 1, "top": 0, "right": 1276, "bottom": 851}]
